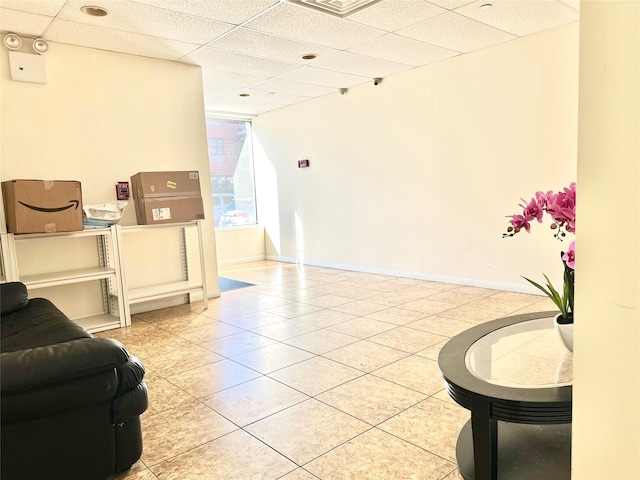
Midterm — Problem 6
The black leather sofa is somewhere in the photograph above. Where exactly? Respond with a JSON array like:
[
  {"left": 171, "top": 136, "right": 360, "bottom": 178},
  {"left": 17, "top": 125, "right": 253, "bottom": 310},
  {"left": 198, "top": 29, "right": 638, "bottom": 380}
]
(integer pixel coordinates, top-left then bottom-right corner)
[{"left": 1, "top": 282, "right": 148, "bottom": 480}]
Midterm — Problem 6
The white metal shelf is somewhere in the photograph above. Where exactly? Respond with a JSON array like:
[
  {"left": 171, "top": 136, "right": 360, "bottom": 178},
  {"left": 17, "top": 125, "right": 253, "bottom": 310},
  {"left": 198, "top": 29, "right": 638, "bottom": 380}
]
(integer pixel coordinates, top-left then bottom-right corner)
[
  {"left": 12, "top": 227, "right": 112, "bottom": 241},
  {"left": 74, "top": 312, "right": 123, "bottom": 333},
  {"left": 124, "top": 280, "right": 205, "bottom": 304},
  {"left": 115, "top": 220, "right": 208, "bottom": 324},
  {"left": 20, "top": 267, "right": 118, "bottom": 289},
  {"left": 0, "top": 221, "right": 208, "bottom": 330},
  {"left": 0, "top": 226, "right": 126, "bottom": 333}
]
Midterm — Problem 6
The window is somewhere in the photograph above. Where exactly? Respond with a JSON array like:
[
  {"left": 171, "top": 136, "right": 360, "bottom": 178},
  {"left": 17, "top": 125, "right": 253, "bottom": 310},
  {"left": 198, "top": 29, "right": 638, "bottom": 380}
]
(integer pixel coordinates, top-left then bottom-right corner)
[
  {"left": 206, "top": 117, "right": 257, "bottom": 228},
  {"left": 208, "top": 139, "right": 225, "bottom": 164}
]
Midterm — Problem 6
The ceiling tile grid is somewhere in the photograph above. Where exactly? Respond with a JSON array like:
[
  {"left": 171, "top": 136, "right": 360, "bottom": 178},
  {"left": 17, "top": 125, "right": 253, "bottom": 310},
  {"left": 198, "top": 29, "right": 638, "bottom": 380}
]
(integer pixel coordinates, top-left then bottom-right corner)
[
  {"left": 1, "top": 0, "right": 66, "bottom": 17},
  {"left": 249, "top": 78, "right": 336, "bottom": 98},
  {"left": 0, "top": 8, "right": 54, "bottom": 37},
  {"left": 346, "top": 0, "right": 447, "bottom": 31},
  {"left": 455, "top": 0, "right": 580, "bottom": 37},
  {"left": 57, "top": 0, "right": 235, "bottom": 45},
  {"left": 276, "top": 65, "right": 370, "bottom": 89},
  {"left": 307, "top": 48, "right": 413, "bottom": 78},
  {"left": 45, "top": 19, "right": 198, "bottom": 61},
  {"left": 243, "top": 2, "right": 386, "bottom": 50},
  {"left": 206, "top": 28, "right": 334, "bottom": 65},
  {"left": 129, "top": 0, "right": 280, "bottom": 25},
  {"left": 185, "top": 47, "right": 299, "bottom": 78},
  {"left": 396, "top": 11, "right": 516, "bottom": 53},
  {"left": 0, "top": 0, "right": 579, "bottom": 116},
  {"left": 348, "top": 33, "right": 460, "bottom": 66}
]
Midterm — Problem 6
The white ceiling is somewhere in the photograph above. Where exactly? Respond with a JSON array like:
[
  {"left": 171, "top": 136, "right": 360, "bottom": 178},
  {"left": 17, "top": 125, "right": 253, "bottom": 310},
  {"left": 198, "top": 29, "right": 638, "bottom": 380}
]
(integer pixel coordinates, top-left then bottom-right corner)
[{"left": 0, "top": 0, "right": 579, "bottom": 117}]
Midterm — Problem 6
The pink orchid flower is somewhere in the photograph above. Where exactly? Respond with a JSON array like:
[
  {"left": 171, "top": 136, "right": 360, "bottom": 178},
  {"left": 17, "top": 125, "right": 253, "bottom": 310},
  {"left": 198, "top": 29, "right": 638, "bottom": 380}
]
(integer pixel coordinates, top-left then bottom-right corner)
[
  {"left": 509, "top": 214, "right": 531, "bottom": 233},
  {"left": 521, "top": 197, "right": 544, "bottom": 223},
  {"left": 562, "top": 240, "right": 575, "bottom": 269}
]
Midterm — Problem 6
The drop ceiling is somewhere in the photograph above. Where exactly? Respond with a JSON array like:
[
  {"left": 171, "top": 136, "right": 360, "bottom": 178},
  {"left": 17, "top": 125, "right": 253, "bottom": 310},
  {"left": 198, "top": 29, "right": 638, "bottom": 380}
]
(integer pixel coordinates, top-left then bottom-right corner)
[{"left": 0, "top": 0, "right": 579, "bottom": 117}]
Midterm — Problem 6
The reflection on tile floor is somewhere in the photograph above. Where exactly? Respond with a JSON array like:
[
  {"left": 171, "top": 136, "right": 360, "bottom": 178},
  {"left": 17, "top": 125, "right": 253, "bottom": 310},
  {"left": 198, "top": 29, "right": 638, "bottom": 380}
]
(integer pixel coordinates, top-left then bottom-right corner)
[{"left": 105, "top": 260, "right": 557, "bottom": 480}]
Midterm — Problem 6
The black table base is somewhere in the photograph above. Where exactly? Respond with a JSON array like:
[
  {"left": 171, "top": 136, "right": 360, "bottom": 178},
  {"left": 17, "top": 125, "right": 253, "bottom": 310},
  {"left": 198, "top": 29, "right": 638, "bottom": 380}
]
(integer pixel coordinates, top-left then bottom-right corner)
[{"left": 456, "top": 420, "right": 571, "bottom": 480}]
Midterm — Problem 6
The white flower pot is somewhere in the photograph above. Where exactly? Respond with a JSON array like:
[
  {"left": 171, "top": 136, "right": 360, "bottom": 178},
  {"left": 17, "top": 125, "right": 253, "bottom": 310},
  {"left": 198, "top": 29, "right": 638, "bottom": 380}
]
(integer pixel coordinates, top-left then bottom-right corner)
[{"left": 554, "top": 314, "right": 574, "bottom": 352}]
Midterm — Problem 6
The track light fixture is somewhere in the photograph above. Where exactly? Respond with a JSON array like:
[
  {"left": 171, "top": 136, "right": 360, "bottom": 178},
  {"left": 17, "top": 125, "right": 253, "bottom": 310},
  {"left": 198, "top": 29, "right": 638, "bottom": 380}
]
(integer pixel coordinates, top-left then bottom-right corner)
[
  {"left": 32, "top": 38, "right": 49, "bottom": 54},
  {"left": 3, "top": 33, "right": 49, "bottom": 54},
  {"left": 3, "top": 33, "right": 22, "bottom": 51}
]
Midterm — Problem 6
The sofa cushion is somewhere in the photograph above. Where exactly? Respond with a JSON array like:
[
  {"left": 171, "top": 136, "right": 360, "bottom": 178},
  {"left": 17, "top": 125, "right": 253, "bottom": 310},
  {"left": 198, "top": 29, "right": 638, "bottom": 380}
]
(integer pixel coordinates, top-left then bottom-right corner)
[
  {"left": 1, "top": 298, "right": 91, "bottom": 353},
  {"left": 0, "top": 282, "right": 29, "bottom": 316}
]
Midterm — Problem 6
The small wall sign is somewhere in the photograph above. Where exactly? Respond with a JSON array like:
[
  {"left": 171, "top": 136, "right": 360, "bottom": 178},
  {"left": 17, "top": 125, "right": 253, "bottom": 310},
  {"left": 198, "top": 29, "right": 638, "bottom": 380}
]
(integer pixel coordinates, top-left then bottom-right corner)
[{"left": 298, "top": 159, "right": 310, "bottom": 168}]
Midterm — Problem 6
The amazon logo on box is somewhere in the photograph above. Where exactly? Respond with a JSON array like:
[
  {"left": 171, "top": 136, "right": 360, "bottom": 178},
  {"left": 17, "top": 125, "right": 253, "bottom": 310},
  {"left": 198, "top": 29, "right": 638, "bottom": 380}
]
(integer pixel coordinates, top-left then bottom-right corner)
[{"left": 2, "top": 179, "right": 83, "bottom": 233}]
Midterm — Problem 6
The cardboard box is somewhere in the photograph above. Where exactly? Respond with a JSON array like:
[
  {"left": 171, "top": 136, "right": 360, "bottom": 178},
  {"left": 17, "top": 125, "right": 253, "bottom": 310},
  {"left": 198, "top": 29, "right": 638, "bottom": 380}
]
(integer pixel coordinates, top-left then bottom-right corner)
[
  {"left": 130, "top": 171, "right": 205, "bottom": 225},
  {"left": 2, "top": 179, "right": 83, "bottom": 233}
]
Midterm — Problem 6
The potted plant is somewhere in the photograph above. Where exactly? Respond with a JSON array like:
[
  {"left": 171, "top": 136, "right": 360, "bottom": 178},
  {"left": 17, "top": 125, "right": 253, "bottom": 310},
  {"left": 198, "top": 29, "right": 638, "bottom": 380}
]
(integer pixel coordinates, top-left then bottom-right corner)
[{"left": 503, "top": 183, "right": 576, "bottom": 351}]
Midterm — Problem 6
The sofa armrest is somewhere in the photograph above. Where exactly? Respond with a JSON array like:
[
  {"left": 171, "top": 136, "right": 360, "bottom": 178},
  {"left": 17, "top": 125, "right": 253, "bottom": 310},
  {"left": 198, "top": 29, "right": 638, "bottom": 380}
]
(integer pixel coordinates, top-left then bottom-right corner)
[
  {"left": 0, "top": 282, "right": 29, "bottom": 316},
  {"left": 1, "top": 337, "right": 129, "bottom": 395}
]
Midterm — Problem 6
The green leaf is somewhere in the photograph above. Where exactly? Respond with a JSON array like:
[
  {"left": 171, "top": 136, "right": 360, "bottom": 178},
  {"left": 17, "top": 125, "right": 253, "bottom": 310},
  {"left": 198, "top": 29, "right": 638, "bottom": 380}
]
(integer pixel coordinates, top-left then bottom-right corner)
[{"left": 523, "top": 274, "right": 568, "bottom": 318}]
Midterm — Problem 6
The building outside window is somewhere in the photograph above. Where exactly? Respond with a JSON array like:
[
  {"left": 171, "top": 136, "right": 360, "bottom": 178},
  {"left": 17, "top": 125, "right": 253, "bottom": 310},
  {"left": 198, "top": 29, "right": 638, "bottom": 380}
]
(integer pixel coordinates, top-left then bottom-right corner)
[{"left": 206, "top": 117, "right": 257, "bottom": 228}]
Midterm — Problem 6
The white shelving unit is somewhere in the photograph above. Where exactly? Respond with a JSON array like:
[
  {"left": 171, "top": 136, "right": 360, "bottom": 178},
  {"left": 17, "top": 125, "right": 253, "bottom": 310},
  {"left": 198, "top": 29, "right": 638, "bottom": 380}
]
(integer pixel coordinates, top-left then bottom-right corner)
[
  {"left": 1, "top": 227, "right": 126, "bottom": 333},
  {"left": 114, "top": 220, "right": 208, "bottom": 325}
]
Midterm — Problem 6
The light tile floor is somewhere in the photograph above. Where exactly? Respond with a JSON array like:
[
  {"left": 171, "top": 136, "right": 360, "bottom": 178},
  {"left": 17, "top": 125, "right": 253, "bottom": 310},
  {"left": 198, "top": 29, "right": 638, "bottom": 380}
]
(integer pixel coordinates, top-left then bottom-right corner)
[{"left": 105, "top": 260, "right": 556, "bottom": 480}]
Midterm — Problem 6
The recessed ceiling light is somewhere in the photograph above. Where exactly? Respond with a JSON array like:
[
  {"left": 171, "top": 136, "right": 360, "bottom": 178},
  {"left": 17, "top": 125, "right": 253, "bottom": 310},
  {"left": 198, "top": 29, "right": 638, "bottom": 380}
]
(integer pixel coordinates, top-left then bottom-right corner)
[
  {"left": 301, "top": 53, "right": 317, "bottom": 60},
  {"left": 239, "top": 93, "right": 250, "bottom": 97},
  {"left": 80, "top": 5, "right": 108, "bottom": 16},
  {"left": 480, "top": 3, "right": 493, "bottom": 8}
]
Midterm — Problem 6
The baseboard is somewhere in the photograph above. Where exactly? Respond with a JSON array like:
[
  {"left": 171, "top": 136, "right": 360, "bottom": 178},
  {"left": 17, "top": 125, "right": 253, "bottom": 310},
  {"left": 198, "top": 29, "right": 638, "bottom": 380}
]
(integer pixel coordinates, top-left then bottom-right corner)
[
  {"left": 265, "top": 255, "right": 544, "bottom": 296},
  {"left": 217, "top": 255, "right": 266, "bottom": 266}
]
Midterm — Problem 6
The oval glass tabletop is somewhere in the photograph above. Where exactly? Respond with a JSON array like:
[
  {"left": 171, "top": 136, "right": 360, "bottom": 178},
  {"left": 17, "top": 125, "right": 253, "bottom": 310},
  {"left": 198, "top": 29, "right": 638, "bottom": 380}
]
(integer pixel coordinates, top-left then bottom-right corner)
[{"left": 464, "top": 316, "right": 573, "bottom": 388}]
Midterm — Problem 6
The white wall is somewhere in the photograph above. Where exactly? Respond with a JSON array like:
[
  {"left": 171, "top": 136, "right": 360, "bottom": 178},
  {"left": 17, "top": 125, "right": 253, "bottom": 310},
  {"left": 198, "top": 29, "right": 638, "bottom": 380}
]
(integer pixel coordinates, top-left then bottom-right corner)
[
  {"left": 215, "top": 226, "right": 266, "bottom": 265},
  {"left": 1, "top": 43, "right": 221, "bottom": 311},
  {"left": 253, "top": 23, "right": 579, "bottom": 292},
  {"left": 573, "top": 1, "right": 640, "bottom": 478}
]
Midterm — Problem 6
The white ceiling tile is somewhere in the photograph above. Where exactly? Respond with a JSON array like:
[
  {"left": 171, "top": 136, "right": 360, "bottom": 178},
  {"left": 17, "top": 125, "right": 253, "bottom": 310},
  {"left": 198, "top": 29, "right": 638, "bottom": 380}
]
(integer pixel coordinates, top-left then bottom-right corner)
[
  {"left": 277, "top": 66, "right": 369, "bottom": 89},
  {"left": 348, "top": 33, "right": 459, "bottom": 66},
  {"left": 0, "top": 0, "right": 65, "bottom": 17},
  {"left": 250, "top": 78, "right": 335, "bottom": 97},
  {"left": 0, "top": 8, "right": 53, "bottom": 37},
  {"left": 205, "top": 97, "right": 285, "bottom": 115},
  {"left": 56, "top": 0, "right": 234, "bottom": 44},
  {"left": 310, "top": 49, "right": 413, "bottom": 78},
  {"left": 208, "top": 28, "right": 333, "bottom": 64},
  {"left": 45, "top": 19, "right": 198, "bottom": 61},
  {"left": 455, "top": 0, "right": 579, "bottom": 37},
  {"left": 130, "top": 0, "right": 280, "bottom": 25},
  {"left": 397, "top": 11, "right": 515, "bottom": 53},
  {"left": 224, "top": 88, "right": 312, "bottom": 105},
  {"left": 244, "top": 3, "right": 385, "bottom": 50},
  {"left": 426, "top": 0, "right": 475, "bottom": 9},
  {"left": 201, "top": 85, "right": 239, "bottom": 99},
  {"left": 347, "top": 0, "right": 446, "bottom": 32},
  {"left": 201, "top": 69, "right": 269, "bottom": 89},
  {"left": 2, "top": 0, "right": 582, "bottom": 116},
  {"left": 185, "top": 47, "right": 298, "bottom": 77}
]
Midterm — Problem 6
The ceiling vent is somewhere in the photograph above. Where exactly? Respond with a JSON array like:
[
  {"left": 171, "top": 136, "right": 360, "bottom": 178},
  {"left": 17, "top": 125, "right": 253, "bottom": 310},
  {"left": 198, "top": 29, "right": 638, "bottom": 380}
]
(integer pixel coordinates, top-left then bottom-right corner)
[{"left": 287, "top": 0, "right": 383, "bottom": 18}]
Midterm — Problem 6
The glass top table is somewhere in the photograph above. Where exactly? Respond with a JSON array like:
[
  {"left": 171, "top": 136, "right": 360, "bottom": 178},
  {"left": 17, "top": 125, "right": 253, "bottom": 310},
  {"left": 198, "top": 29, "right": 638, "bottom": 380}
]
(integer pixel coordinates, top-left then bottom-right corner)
[
  {"left": 465, "top": 316, "right": 573, "bottom": 388},
  {"left": 438, "top": 311, "right": 572, "bottom": 480}
]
